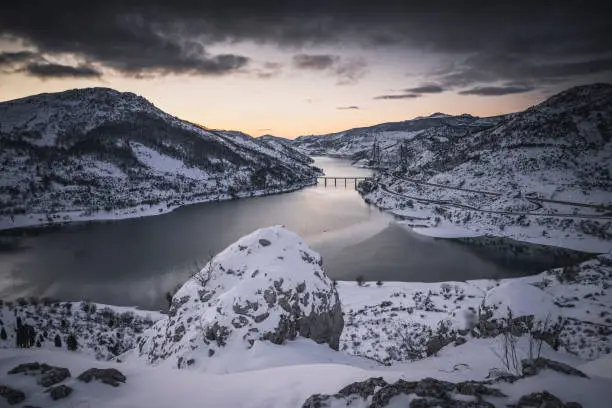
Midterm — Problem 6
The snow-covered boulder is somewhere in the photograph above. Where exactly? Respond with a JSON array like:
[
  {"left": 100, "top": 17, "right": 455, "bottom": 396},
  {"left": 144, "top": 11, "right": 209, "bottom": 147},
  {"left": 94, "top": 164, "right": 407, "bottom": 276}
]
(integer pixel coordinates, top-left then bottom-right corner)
[{"left": 137, "top": 226, "right": 344, "bottom": 368}]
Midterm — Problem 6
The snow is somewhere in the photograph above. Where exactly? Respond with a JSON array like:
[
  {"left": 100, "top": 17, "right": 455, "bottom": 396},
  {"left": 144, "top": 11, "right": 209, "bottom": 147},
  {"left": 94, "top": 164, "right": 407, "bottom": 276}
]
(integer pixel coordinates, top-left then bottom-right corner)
[
  {"left": 135, "top": 226, "right": 343, "bottom": 369},
  {"left": 0, "top": 227, "right": 611, "bottom": 407},
  {"left": 131, "top": 143, "right": 209, "bottom": 180}
]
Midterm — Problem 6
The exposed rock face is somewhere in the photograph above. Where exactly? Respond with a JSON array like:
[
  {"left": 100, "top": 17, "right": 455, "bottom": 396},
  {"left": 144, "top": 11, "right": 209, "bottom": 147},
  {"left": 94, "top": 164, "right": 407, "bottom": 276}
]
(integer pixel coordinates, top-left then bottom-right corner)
[
  {"left": 137, "top": 226, "right": 344, "bottom": 368},
  {"left": 77, "top": 368, "right": 126, "bottom": 387}
]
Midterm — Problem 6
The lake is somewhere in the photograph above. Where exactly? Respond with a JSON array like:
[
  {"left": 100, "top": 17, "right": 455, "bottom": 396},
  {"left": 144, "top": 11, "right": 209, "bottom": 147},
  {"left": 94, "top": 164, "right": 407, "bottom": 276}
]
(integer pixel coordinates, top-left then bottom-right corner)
[{"left": 0, "top": 157, "right": 588, "bottom": 310}]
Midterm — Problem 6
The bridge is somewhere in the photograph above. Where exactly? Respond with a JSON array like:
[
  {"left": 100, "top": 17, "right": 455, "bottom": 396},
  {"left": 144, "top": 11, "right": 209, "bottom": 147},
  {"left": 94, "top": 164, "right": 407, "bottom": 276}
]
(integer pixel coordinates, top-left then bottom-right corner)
[{"left": 316, "top": 176, "right": 369, "bottom": 189}]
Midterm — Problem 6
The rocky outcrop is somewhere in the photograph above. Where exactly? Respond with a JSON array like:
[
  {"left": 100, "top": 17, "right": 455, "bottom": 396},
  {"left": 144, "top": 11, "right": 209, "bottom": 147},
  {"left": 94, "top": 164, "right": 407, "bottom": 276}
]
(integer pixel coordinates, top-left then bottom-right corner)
[
  {"left": 521, "top": 358, "right": 588, "bottom": 378},
  {"left": 0, "top": 384, "right": 26, "bottom": 405},
  {"left": 509, "top": 391, "right": 582, "bottom": 408},
  {"left": 137, "top": 226, "right": 344, "bottom": 368},
  {"left": 302, "top": 377, "right": 505, "bottom": 408},
  {"left": 77, "top": 368, "right": 126, "bottom": 387},
  {"left": 47, "top": 385, "right": 72, "bottom": 401},
  {"left": 8, "top": 362, "right": 71, "bottom": 387}
]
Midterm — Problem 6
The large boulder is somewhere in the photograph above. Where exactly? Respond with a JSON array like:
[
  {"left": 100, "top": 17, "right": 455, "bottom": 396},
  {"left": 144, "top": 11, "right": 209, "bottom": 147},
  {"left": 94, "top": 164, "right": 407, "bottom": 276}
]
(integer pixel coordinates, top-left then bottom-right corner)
[{"left": 137, "top": 226, "right": 344, "bottom": 368}]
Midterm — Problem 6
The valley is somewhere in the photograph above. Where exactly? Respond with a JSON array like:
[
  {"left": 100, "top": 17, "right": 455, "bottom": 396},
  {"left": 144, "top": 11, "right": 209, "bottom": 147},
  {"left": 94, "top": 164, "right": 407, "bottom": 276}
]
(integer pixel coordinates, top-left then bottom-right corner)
[{"left": 0, "top": 84, "right": 611, "bottom": 408}]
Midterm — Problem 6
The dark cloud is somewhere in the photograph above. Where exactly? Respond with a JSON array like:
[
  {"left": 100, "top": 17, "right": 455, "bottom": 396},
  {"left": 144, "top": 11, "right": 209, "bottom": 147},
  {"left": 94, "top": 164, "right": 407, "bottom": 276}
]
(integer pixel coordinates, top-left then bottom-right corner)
[
  {"left": 293, "top": 54, "right": 338, "bottom": 70},
  {"left": 374, "top": 94, "right": 421, "bottom": 100},
  {"left": 23, "top": 62, "right": 102, "bottom": 78},
  {"left": 0, "top": 1, "right": 609, "bottom": 85},
  {"left": 0, "top": 50, "right": 102, "bottom": 79},
  {"left": 337, "top": 106, "right": 360, "bottom": 110},
  {"left": 0, "top": 51, "right": 38, "bottom": 66},
  {"left": 432, "top": 54, "right": 612, "bottom": 92},
  {"left": 404, "top": 83, "right": 445, "bottom": 93},
  {"left": 458, "top": 85, "right": 535, "bottom": 96},
  {"left": 292, "top": 54, "right": 367, "bottom": 84}
]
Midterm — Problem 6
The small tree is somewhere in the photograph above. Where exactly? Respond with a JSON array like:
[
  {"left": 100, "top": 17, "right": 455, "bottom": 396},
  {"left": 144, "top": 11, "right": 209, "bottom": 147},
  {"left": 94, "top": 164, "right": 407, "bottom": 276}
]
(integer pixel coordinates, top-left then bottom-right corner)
[
  {"left": 66, "top": 334, "right": 78, "bottom": 351},
  {"left": 0, "top": 327, "right": 6, "bottom": 340},
  {"left": 376, "top": 280, "right": 383, "bottom": 286},
  {"left": 54, "top": 334, "right": 62, "bottom": 348},
  {"left": 356, "top": 275, "right": 365, "bottom": 286}
]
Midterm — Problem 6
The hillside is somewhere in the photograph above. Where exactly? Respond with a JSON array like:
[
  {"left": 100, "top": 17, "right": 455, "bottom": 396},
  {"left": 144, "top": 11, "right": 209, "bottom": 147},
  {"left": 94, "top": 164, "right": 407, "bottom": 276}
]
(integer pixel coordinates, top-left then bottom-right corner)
[
  {"left": 0, "top": 88, "right": 319, "bottom": 230},
  {"left": 1, "top": 227, "right": 611, "bottom": 407},
  {"left": 293, "top": 113, "right": 503, "bottom": 163},
  {"left": 348, "top": 84, "right": 612, "bottom": 252}
]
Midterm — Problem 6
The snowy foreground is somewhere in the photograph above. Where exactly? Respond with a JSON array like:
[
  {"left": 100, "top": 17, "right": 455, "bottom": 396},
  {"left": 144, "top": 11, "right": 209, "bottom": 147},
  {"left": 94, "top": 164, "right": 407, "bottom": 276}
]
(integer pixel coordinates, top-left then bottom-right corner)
[{"left": 1, "top": 226, "right": 612, "bottom": 407}]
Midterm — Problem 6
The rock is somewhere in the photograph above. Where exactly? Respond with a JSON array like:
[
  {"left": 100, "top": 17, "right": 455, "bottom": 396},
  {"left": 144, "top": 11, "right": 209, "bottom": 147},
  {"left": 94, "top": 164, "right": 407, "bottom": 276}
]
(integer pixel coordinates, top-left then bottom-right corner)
[
  {"left": 40, "top": 367, "right": 71, "bottom": 387},
  {"left": 337, "top": 377, "right": 388, "bottom": 400},
  {"left": 521, "top": 358, "right": 588, "bottom": 378},
  {"left": 303, "top": 377, "right": 507, "bottom": 408},
  {"left": 8, "top": 362, "right": 71, "bottom": 387},
  {"left": 48, "top": 384, "right": 72, "bottom": 400},
  {"left": 0, "top": 384, "right": 26, "bottom": 405},
  {"left": 455, "top": 381, "right": 505, "bottom": 397},
  {"left": 301, "top": 393, "right": 332, "bottom": 408},
  {"left": 77, "top": 368, "right": 126, "bottom": 387},
  {"left": 426, "top": 335, "right": 452, "bottom": 356},
  {"left": 454, "top": 337, "right": 467, "bottom": 346},
  {"left": 510, "top": 391, "right": 568, "bottom": 407},
  {"left": 8, "top": 362, "right": 41, "bottom": 374},
  {"left": 137, "top": 227, "right": 344, "bottom": 368}
]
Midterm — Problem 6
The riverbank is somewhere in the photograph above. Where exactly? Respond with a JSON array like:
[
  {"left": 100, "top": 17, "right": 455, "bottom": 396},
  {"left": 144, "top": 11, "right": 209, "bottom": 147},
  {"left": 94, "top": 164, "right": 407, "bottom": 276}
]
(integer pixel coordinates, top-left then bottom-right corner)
[
  {"left": 0, "top": 180, "right": 316, "bottom": 232},
  {"left": 359, "top": 177, "right": 612, "bottom": 254}
]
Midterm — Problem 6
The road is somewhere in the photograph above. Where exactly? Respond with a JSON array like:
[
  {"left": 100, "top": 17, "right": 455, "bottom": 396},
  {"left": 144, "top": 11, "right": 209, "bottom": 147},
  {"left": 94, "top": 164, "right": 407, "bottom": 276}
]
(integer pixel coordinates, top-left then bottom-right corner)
[
  {"left": 386, "top": 173, "right": 611, "bottom": 211},
  {"left": 378, "top": 183, "right": 612, "bottom": 220}
]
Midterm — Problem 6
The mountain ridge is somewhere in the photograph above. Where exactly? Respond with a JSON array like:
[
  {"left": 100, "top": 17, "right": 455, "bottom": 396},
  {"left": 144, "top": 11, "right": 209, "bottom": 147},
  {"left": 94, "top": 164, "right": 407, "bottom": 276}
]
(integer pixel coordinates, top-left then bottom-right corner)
[{"left": 0, "top": 87, "right": 319, "bottom": 230}]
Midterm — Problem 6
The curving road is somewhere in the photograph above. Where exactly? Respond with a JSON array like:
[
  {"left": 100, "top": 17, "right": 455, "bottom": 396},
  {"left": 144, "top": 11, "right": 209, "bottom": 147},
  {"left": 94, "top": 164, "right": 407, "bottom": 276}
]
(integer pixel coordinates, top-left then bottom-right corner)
[{"left": 378, "top": 182, "right": 612, "bottom": 220}]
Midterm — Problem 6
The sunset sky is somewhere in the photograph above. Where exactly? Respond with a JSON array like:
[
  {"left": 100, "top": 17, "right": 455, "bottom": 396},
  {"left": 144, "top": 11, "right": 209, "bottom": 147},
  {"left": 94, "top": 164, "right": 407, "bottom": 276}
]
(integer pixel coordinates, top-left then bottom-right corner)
[{"left": 1, "top": 1, "right": 611, "bottom": 138}]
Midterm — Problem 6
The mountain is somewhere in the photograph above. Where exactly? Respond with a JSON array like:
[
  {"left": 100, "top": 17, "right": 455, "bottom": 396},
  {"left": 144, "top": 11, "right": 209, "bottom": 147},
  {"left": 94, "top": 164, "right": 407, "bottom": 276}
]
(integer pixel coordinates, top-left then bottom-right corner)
[
  {"left": 0, "top": 88, "right": 319, "bottom": 230},
  {"left": 360, "top": 83, "right": 612, "bottom": 251},
  {"left": 292, "top": 113, "right": 503, "bottom": 162}
]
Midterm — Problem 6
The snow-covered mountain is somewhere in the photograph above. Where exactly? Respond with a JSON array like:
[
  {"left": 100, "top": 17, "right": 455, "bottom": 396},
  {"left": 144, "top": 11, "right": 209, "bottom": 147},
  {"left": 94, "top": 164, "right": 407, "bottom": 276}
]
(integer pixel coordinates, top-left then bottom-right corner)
[
  {"left": 358, "top": 83, "right": 612, "bottom": 251},
  {"left": 0, "top": 88, "right": 319, "bottom": 230},
  {"left": 1, "top": 227, "right": 611, "bottom": 407},
  {"left": 293, "top": 113, "right": 503, "bottom": 162}
]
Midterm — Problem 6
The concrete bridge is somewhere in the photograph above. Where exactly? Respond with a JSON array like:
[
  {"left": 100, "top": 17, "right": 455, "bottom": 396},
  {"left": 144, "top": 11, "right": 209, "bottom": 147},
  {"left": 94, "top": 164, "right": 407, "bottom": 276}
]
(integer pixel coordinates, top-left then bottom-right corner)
[{"left": 316, "top": 176, "right": 368, "bottom": 189}]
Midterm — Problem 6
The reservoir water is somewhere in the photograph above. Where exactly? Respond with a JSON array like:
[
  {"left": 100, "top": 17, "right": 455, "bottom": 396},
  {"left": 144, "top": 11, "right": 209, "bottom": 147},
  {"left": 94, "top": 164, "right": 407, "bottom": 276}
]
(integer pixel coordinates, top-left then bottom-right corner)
[{"left": 0, "top": 157, "right": 588, "bottom": 310}]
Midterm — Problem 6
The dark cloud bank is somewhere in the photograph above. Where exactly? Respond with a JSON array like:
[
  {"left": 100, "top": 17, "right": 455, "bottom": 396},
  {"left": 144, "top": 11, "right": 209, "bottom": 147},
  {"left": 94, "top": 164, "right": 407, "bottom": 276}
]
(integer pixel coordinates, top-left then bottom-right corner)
[{"left": 0, "top": 1, "right": 610, "bottom": 90}]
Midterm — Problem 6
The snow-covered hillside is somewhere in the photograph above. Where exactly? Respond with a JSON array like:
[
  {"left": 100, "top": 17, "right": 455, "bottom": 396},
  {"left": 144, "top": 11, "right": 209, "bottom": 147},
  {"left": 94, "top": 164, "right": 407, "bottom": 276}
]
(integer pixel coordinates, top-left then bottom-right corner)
[
  {"left": 293, "top": 113, "right": 503, "bottom": 163},
  {"left": 357, "top": 84, "right": 612, "bottom": 251},
  {"left": 1, "top": 227, "right": 611, "bottom": 407},
  {"left": 0, "top": 88, "right": 319, "bottom": 230}
]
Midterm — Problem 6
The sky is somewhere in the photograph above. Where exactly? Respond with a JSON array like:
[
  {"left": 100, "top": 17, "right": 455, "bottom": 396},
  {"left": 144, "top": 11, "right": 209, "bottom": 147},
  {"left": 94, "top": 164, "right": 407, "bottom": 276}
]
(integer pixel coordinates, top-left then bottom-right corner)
[{"left": 0, "top": 1, "right": 611, "bottom": 138}]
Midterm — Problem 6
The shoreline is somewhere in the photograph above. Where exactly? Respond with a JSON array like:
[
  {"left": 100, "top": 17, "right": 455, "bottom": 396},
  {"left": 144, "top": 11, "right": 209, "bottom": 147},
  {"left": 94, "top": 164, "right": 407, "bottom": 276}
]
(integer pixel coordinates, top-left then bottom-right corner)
[{"left": 0, "top": 180, "right": 316, "bottom": 233}]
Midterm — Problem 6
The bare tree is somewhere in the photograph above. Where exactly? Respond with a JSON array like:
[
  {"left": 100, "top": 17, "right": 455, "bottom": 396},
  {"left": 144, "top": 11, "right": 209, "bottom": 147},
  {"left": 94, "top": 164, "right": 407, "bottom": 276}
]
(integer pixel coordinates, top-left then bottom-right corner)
[{"left": 193, "top": 253, "right": 215, "bottom": 287}]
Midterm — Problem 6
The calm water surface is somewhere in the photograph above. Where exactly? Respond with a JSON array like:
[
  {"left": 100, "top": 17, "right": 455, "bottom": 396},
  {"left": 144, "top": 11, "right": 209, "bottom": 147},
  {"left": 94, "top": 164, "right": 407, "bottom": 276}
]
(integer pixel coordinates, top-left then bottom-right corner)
[{"left": 0, "top": 157, "right": 587, "bottom": 310}]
